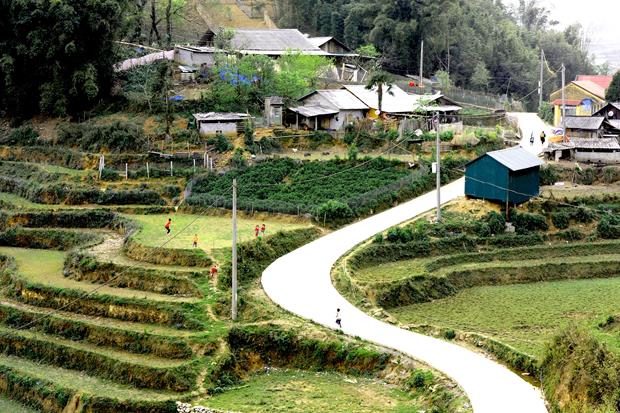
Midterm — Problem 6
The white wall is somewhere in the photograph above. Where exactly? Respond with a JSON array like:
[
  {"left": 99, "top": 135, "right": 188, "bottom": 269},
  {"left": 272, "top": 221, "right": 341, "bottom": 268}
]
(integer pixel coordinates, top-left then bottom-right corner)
[
  {"left": 329, "top": 110, "right": 365, "bottom": 130},
  {"left": 199, "top": 122, "right": 237, "bottom": 136},
  {"left": 575, "top": 150, "right": 620, "bottom": 164},
  {"left": 176, "top": 49, "right": 215, "bottom": 67}
]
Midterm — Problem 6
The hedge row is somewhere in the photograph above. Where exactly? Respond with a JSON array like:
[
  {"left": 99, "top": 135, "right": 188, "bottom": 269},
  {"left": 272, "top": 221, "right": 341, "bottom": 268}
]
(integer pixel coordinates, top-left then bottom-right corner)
[
  {"left": 64, "top": 252, "right": 203, "bottom": 297},
  {"left": 123, "top": 239, "right": 213, "bottom": 267},
  {"left": 0, "top": 327, "right": 199, "bottom": 392},
  {"left": 0, "top": 265, "right": 205, "bottom": 330},
  {"left": 0, "top": 176, "right": 165, "bottom": 205},
  {"left": 0, "top": 364, "right": 178, "bottom": 413},
  {"left": 0, "top": 227, "right": 102, "bottom": 251},
  {"left": 218, "top": 227, "right": 323, "bottom": 289},
  {"left": 0, "top": 302, "right": 194, "bottom": 359}
]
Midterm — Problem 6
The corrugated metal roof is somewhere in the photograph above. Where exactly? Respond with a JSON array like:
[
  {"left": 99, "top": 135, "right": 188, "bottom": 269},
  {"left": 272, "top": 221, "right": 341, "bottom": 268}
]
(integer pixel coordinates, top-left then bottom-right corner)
[
  {"left": 342, "top": 84, "right": 416, "bottom": 113},
  {"left": 288, "top": 106, "right": 339, "bottom": 117},
  {"left": 563, "top": 116, "right": 604, "bottom": 130},
  {"left": 572, "top": 137, "right": 620, "bottom": 150},
  {"left": 299, "top": 90, "right": 368, "bottom": 110},
  {"left": 193, "top": 112, "right": 251, "bottom": 122},
  {"left": 608, "top": 119, "right": 620, "bottom": 130},
  {"left": 231, "top": 29, "right": 322, "bottom": 52},
  {"left": 486, "top": 147, "right": 544, "bottom": 171},
  {"left": 307, "top": 37, "right": 332, "bottom": 48}
]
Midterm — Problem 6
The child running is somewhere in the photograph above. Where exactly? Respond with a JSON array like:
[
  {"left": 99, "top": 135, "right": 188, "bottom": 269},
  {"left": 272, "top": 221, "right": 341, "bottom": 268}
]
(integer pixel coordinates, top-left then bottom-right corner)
[
  {"left": 192, "top": 234, "right": 198, "bottom": 248},
  {"left": 164, "top": 218, "right": 172, "bottom": 234},
  {"left": 255, "top": 225, "right": 260, "bottom": 237},
  {"left": 260, "top": 223, "right": 266, "bottom": 236}
]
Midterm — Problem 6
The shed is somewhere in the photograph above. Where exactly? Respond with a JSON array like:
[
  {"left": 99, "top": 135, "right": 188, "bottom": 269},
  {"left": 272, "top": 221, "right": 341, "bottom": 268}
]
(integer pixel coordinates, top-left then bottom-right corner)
[
  {"left": 465, "top": 147, "right": 543, "bottom": 205},
  {"left": 572, "top": 137, "right": 620, "bottom": 164},
  {"left": 193, "top": 113, "right": 252, "bottom": 137},
  {"left": 175, "top": 46, "right": 219, "bottom": 67},
  {"left": 289, "top": 89, "right": 368, "bottom": 130},
  {"left": 265, "top": 96, "right": 284, "bottom": 127}
]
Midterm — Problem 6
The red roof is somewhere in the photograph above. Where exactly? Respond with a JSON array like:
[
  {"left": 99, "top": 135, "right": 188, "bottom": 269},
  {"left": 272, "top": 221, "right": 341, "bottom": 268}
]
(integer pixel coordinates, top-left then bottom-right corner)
[
  {"left": 575, "top": 75, "right": 613, "bottom": 90},
  {"left": 551, "top": 99, "right": 581, "bottom": 106}
]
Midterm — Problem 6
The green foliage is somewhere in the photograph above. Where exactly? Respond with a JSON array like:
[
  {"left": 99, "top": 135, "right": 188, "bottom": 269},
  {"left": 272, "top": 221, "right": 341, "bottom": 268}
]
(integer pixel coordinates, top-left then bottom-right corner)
[
  {"left": 575, "top": 167, "right": 597, "bottom": 185},
  {"left": 315, "top": 200, "right": 354, "bottom": 224},
  {"left": 551, "top": 211, "right": 570, "bottom": 229},
  {"left": 443, "top": 329, "right": 456, "bottom": 340},
  {"left": 510, "top": 211, "right": 548, "bottom": 234},
  {"left": 606, "top": 70, "right": 620, "bottom": 102},
  {"left": 56, "top": 122, "right": 146, "bottom": 153},
  {"left": 556, "top": 228, "right": 584, "bottom": 241},
  {"left": 470, "top": 62, "right": 490, "bottom": 91},
  {"left": 206, "top": 134, "right": 234, "bottom": 153},
  {"left": 598, "top": 214, "right": 620, "bottom": 239},
  {"left": 386, "top": 227, "right": 414, "bottom": 243},
  {"left": 434, "top": 70, "right": 452, "bottom": 91},
  {"left": 347, "top": 143, "right": 359, "bottom": 161},
  {"left": 539, "top": 164, "right": 561, "bottom": 185},
  {"left": 602, "top": 167, "right": 619, "bottom": 184},
  {"left": 230, "top": 148, "right": 247, "bottom": 169},
  {"left": 538, "top": 101, "right": 554, "bottom": 124},
  {"left": 0, "top": 126, "right": 40, "bottom": 146},
  {"left": 243, "top": 122, "right": 254, "bottom": 146},
  {"left": 355, "top": 44, "right": 381, "bottom": 58},
  {"left": 0, "top": 0, "right": 130, "bottom": 117},
  {"left": 406, "top": 369, "right": 434, "bottom": 390}
]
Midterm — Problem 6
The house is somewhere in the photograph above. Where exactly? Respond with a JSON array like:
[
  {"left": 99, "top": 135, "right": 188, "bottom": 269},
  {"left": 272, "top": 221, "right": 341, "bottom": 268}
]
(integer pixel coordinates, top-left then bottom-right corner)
[
  {"left": 592, "top": 102, "right": 620, "bottom": 126},
  {"left": 175, "top": 46, "right": 219, "bottom": 67},
  {"left": 307, "top": 36, "right": 364, "bottom": 81},
  {"left": 193, "top": 113, "right": 252, "bottom": 137},
  {"left": 563, "top": 116, "right": 606, "bottom": 140},
  {"left": 307, "top": 37, "right": 356, "bottom": 56},
  {"left": 549, "top": 75, "right": 612, "bottom": 126},
  {"left": 465, "top": 147, "right": 543, "bottom": 205},
  {"left": 571, "top": 137, "right": 620, "bottom": 164},
  {"left": 341, "top": 84, "right": 461, "bottom": 118},
  {"left": 287, "top": 89, "right": 369, "bottom": 131},
  {"left": 264, "top": 96, "right": 284, "bottom": 127}
]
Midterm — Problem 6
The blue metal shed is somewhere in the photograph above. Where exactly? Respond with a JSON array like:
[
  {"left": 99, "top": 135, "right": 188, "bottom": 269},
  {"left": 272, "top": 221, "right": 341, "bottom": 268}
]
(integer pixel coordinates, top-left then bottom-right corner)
[{"left": 465, "top": 147, "right": 543, "bottom": 205}]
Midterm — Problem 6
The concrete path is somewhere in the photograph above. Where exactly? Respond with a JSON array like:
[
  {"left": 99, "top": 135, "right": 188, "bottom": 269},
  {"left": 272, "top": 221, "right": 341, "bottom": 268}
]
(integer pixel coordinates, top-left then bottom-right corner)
[
  {"left": 508, "top": 112, "right": 554, "bottom": 156},
  {"left": 262, "top": 177, "right": 548, "bottom": 413}
]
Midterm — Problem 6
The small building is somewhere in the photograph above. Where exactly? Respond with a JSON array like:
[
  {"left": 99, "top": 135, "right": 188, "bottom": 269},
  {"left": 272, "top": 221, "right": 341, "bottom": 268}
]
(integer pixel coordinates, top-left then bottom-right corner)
[
  {"left": 563, "top": 116, "right": 605, "bottom": 140},
  {"left": 175, "top": 46, "right": 218, "bottom": 67},
  {"left": 572, "top": 137, "right": 620, "bottom": 164},
  {"left": 288, "top": 89, "right": 369, "bottom": 131},
  {"left": 465, "top": 147, "right": 543, "bottom": 205},
  {"left": 549, "top": 75, "right": 612, "bottom": 126},
  {"left": 307, "top": 36, "right": 355, "bottom": 56},
  {"left": 178, "top": 65, "right": 197, "bottom": 82},
  {"left": 193, "top": 112, "right": 252, "bottom": 137},
  {"left": 264, "top": 96, "right": 284, "bottom": 127},
  {"left": 592, "top": 102, "right": 620, "bottom": 121}
]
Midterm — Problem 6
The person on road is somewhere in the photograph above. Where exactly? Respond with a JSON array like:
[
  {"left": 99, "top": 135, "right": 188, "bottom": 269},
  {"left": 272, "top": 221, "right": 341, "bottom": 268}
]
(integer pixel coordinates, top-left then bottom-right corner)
[
  {"left": 540, "top": 131, "right": 546, "bottom": 146},
  {"left": 255, "top": 225, "right": 260, "bottom": 237},
  {"left": 336, "top": 308, "right": 342, "bottom": 329},
  {"left": 261, "top": 223, "right": 266, "bottom": 236},
  {"left": 529, "top": 132, "right": 534, "bottom": 146},
  {"left": 164, "top": 218, "right": 172, "bottom": 234},
  {"left": 210, "top": 265, "right": 218, "bottom": 279},
  {"left": 192, "top": 234, "right": 198, "bottom": 248}
]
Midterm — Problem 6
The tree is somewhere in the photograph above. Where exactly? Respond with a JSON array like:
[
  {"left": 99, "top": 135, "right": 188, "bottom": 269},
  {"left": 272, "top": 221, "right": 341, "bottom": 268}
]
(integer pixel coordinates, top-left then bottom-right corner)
[
  {"left": 470, "top": 62, "right": 490, "bottom": 91},
  {"left": 0, "top": 0, "right": 130, "bottom": 117},
  {"left": 365, "top": 70, "right": 394, "bottom": 116},
  {"left": 434, "top": 70, "right": 452, "bottom": 91},
  {"left": 606, "top": 71, "right": 620, "bottom": 102}
]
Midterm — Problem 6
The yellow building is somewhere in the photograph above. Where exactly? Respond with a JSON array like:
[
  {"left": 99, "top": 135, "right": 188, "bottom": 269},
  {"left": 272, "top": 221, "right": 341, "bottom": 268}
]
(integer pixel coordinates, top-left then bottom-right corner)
[{"left": 549, "top": 75, "right": 612, "bottom": 126}]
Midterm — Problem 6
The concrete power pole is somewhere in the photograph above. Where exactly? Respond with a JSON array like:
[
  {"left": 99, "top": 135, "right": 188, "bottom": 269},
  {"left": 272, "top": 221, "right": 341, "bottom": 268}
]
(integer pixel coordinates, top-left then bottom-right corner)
[
  {"left": 419, "top": 40, "right": 424, "bottom": 88},
  {"left": 231, "top": 178, "right": 238, "bottom": 321},
  {"left": 561, "top": 64, "right": 566, "bottom": 126},
  {"left": 539, "top": 48, "right": 544, "bottom": 110},
  {"left": 435, "top": 113, "right": 441, "bottom": 222}
]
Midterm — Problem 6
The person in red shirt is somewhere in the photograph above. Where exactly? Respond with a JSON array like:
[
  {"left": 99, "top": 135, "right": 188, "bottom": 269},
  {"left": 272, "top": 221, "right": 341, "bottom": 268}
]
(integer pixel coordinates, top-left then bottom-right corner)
[
  {"left": 164, "top": 218, "right": 172, "bottom": 234},
  {"left": 210, "top": 265, "right": 218, "bottom": 279},
  {"left": 260, "top": 223, "right": 266, "bottom": 236},
  {"left": 255, "top": 225, "right": 260, "bottom": 237}
]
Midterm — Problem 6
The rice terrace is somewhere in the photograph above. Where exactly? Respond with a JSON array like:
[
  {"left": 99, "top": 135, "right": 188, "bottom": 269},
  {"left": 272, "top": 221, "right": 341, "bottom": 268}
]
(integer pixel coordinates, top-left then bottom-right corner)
[{"left": 1, "top": 0, "right": 620, "bottom": 412}]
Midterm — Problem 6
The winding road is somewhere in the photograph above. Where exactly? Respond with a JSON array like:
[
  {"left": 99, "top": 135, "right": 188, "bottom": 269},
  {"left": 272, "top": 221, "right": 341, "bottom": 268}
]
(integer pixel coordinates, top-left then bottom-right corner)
[{"left": 262, "top": 177, "right": 548, "bottom": 413}]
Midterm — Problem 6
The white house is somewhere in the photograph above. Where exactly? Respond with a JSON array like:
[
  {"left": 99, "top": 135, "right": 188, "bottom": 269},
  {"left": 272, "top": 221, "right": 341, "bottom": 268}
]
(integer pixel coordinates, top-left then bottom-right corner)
[
  {"left": 193, "top": 113, "right": 252, "bottom": 137},
  {"left": 288, "top": 89, "right": 369, "bottom": 131}
]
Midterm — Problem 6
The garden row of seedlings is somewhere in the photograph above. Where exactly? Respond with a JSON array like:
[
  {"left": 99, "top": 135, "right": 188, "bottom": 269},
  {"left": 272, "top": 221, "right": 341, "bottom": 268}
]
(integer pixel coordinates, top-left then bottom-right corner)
[{"left": 0, "top": 209, "right": 219, "bottom": 413}]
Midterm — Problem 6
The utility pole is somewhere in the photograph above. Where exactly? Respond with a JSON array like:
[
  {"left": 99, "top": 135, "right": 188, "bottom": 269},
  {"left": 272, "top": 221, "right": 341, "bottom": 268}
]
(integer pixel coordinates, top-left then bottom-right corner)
[
  {"left": 419, "top": 40, "right": 424, "bottom": 88},
  {"left": 561, "top": 64, "right": 566, "bottom": 127},
  {"left": 231, "top": 178, "right": 238, "bottom": 321},
  {"left": 538, "top": 48, "right": 544, "bottom": 110},
  {"left": 435, "top": 113, "right": 441, "bottom": 222}
]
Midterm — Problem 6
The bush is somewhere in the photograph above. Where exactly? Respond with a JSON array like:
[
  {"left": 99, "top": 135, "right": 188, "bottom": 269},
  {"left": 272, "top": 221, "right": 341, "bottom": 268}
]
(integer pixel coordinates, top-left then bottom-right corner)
[
  {"left": 571, "top": 206, "right": 595, "bottom": 223},
  {"left": 511, "top": 211, "right": 548, "bottom": 234},
  {"left": 56, "top": 122, "right": 146, "bottom": 152},
  {"left": 557, "top": 228, "right": 584, "bottom": 241},
  {"left": 539, "top": 164, "right": 561, "bottom": 186},
  {"left": 575, "top": 167, "right": 596, "bottom": 185},
  {"left": 243, "top": 122, "right": 254, "bottom": 146},
  {"left": 372, "top": 234, "right": 384, "bottom": 244},
  {"left": 0, "top": 126, "right": 40, "bottom": 146},
  {"left": 100, "top": 167, "right": 120, "bottom": 181},
  {"left": 406, "top": 369, "right": 434, "bottom": 390},
  {"left": 598, "top": 214, "right": 620, "bottom": 239},
  {"left": 551, "top": 211, "right": 570, "bottom": 229},
  {"left": 443, "top": 329, "right": 456, "bottom": 340},
  {"left": 315, "top": 200, "right": 354, "bottom": 224},
  {"left": 386, "top": 226, "right": 414, "bottom": 243},
  {"left": 206, "top": 134, "right": 233, "bottom": 153},
  {"left": 602, "top": 167, "right": 619, "bottom": 184},
  {"left": 483, "top": 211, "right": 505, "bottom": 235}
]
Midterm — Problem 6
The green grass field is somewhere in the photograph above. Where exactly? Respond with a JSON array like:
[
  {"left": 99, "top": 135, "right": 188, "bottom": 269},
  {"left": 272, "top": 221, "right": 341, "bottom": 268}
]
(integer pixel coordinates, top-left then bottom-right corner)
[
  {"left": 0, "top": 396, "right": 40, "bottom": 413},
  {"left": 390, "top": 277, "right": 620, "bottom": 357},
  {"left": 200, "top": 369, "right": 421, "bottom": 413},
  {"left": 129, "top": 214, "right": 311, "bottom": 252}
]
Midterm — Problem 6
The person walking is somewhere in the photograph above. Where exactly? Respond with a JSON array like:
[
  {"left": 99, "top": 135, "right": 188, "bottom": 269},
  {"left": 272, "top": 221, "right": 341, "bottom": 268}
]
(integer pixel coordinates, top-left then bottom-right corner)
[
  {"left": 260, "top": 223, "right": 266, "bottom": 236},
  {"left": 529, "top": 132, "right": 534, "bottom": 146},
  {"left": 255, "top": 225, "right": 260, "bottom": 238},
  {"left": 540, "top": 131, "right": 546, "bottom": 146},
  {"left": 335, "top": 308, "right": 342, "bottom": 329},
  {"left": 164, "top": 218, "right": 172, "bottom": 235},
  {"left": 210, "top": 265, "right": 218, "bottom": 279},
  {"left": 192, "top": 234, "right": 198, "bottom": 248}
]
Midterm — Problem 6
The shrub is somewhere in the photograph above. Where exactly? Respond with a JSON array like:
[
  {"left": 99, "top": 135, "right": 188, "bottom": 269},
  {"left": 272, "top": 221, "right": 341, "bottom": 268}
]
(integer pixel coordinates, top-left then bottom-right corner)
[
  {"left": 386, "top": 226, "right": 414, "bottom": 243},
  {"left": 0, "top": 126, "right": 40, "bottom": 146},
  {"left": 56, "top": 122, "right": 146, "bottom": 152},
  {"left": 551, "top": 211, "right": 570, "bottom": 229},
  {"left": 206, "top": 134, "right": 233, "bottom": 153},
  {"left": 557, "top": 228, "right": 584, "bottom": 241},
  {"left": 598, "top": 214, "right": 620, "bottom": 239},
  {"left": 372, "top": 233, "right": 384, "bottom": 244},
  {"left": 443, "top": 329, "right": 456, "bottom": 340},
  {"left": 602, "top": 167, "right": 619, "bottom": 184},
  {"left": 511, "top": 211, "right": 548, "bottom": 234},
  {"left": 571, "top": 206, "right": 595, "bottom": 223},
  {"left": 243, "top": 122, "right": 254, "bottom": 146},
  {"left": 100, "top": 167, "right": 120, "bottom": 181},
  {"left": 539, "top": 164, "right": 561, "bottom": 186},
  {"left": 406, "top": 369, "right": 434, "bottom": 390},
  {"left": 575, "top": 167, "right": 596, "bottom": 185},
  {"left": 483, "top": 211, "right": 505, "bottom": 235},
  {"left": 230, "top": 148, "right": 247, "bottom": 169},
  {"left": 314, "top": 200, "right": 354, "bottom": 224}
]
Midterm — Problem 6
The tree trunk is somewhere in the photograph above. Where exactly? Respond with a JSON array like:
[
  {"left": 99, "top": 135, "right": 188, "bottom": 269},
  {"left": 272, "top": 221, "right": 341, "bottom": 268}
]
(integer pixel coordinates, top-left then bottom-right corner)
[
  {"left": 149, "top": 0, "right": 161, "bottom": 45},
  {"left": 165, "top": 0, "right": 172, "bottom": 47}
]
